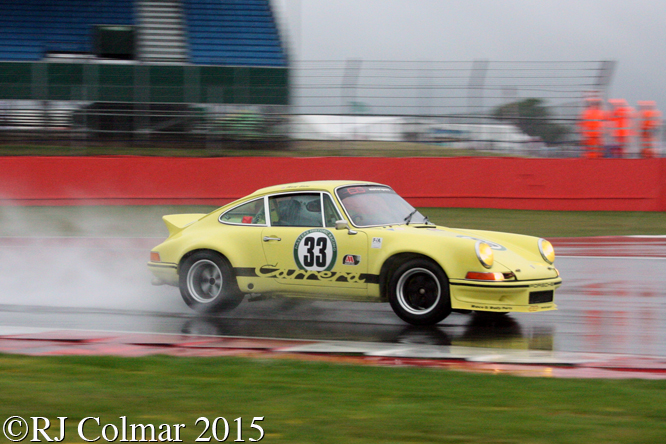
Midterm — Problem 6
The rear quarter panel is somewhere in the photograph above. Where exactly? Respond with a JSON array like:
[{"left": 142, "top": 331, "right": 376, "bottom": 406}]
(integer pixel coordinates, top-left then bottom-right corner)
[{"left": 154, "top": 210, "right": 268, "bottom": 269}]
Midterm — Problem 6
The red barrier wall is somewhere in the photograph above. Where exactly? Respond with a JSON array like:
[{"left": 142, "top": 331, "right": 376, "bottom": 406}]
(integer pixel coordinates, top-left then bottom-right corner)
[{"left": 1, "top": 156, "right": 665, "bottom": 211}]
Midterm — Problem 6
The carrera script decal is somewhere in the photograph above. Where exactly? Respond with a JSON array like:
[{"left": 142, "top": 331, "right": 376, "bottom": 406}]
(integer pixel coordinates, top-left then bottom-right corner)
[
  {"left": 293, "top": 229, "right": 338, "bottom": 272},
  {"left": 256, "top": 265, "right": 366, "bottom": 284}
]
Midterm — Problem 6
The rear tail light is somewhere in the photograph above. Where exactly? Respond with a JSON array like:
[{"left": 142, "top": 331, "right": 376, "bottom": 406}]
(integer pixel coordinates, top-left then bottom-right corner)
[{"left": 150, "top": 251, "right": 161, "bottom": 262}]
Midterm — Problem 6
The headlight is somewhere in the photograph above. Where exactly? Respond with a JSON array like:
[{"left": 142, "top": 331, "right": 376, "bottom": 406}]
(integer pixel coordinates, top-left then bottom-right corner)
[
  {"left": 538, "top": 238, "right": 555, "bottom": 264},
  {"left": 475, "top": 241, "right": 494, "bottom": 269}
]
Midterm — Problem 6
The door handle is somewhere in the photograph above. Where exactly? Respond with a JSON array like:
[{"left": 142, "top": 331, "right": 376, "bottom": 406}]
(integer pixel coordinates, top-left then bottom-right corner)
[{"left": 263, "top": 236, "right": 282, "bottom": 242}]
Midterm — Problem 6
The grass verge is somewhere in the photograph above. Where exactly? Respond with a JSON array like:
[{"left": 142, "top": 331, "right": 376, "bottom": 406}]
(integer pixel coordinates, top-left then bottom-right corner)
[
  {"left": 422, "top": 207, "right": 666, "bottom": 238},
  {"left": 1, "top": 354, "right": 665, "bottom": 443},
  {"left": 0, "top": 205, "right": 663, "bottom": 238}
]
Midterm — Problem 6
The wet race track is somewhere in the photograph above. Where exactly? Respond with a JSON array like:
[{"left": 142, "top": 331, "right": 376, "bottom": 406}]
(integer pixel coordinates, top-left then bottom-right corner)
[{"left": 0, "top": 236, "right": 665, "bottom": 360}]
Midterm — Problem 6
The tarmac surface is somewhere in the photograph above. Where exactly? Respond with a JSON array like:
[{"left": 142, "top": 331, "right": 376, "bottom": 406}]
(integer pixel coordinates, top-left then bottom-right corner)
[{"left": 0, "top": 236, "right": 665, "bottom": 378}]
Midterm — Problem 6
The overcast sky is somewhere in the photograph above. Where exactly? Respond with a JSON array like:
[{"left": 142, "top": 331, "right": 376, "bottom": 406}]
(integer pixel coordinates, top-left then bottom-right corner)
[{"left": 274, "top": 0, "right": 666, "bottom": 110}]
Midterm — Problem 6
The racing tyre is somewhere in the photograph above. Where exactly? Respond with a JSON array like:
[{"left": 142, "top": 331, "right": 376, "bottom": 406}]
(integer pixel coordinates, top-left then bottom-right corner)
[
  {"left": 179, "top": 251, "right": 244, "bottom": 313},
  {"left": 388, "top": 259, "right": 452, "bottom": 325}
]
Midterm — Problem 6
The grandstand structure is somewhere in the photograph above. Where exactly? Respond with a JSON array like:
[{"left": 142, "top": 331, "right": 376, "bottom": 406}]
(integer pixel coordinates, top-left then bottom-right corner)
[
  {"left": 0, "top": 0, "right": 289, "bottom": 143},
  {"left": 0, "top": 2, "right": 634, "bottom": 156},
  {"left": 0, "top": 0, "right": 286, "bottom": 65}
]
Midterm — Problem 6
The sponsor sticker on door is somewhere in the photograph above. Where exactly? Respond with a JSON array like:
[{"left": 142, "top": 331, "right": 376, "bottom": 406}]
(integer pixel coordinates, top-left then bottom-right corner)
[{"left": 342, "top": 254, "right": 361, "bottom": 266}]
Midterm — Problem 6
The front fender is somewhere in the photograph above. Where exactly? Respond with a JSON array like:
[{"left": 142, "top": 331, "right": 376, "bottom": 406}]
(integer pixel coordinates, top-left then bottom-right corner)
[{"left": 367, "top": 231, "right": 510, "bottom": 281}]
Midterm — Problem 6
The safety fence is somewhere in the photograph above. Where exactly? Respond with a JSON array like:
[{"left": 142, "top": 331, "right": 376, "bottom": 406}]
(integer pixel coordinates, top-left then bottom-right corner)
[
  {"left": 2, "top": 60, "right": 658, "bottom": 158},
  {"left": 0, "top": 106, "right": 580, "bottom": 157},
  {"left": 1, "top": 156, "right": 665, "bottom": 211}
]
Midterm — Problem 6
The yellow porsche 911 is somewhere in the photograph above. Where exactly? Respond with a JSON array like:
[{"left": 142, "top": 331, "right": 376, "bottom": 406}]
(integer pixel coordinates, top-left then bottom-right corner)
[{"left": 148, "top": 181, "right": 561, "bottom": 325}]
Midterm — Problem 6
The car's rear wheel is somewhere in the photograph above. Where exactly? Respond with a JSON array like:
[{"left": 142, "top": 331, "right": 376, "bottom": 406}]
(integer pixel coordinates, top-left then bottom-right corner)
[
  {"left": 179, "top": 251, "right": 244, "bottom": 313},
  {"left": 388, "top": 258, "right": 452, "bottom": 325}
]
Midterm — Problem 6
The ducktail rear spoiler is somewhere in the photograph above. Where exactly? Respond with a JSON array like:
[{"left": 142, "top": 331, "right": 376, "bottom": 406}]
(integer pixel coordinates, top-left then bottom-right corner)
[{"left": 163, "top": 214, "right": 206, "bottom": 237}]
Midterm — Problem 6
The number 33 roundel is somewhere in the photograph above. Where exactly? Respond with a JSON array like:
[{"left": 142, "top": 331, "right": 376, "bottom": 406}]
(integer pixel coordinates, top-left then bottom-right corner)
[{"left": 293, "top": 229, "right": 338, "bottom": 271}]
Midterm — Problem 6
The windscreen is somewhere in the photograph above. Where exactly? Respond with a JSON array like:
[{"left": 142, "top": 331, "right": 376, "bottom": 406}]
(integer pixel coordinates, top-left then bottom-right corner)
[{"left": 336, "top": 185, "right": 428, "bottom": 227}]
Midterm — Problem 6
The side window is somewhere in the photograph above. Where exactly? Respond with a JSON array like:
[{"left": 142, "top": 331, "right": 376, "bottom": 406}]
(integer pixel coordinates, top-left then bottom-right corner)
[
  {"left": 323, "top": 194, "right": 341, "bottom": 227},
  {"left": 219, "top": 198, "right": 266, "bottom": 225},
  {"left": 269, "top": 193, "right": 323, "bottom": 227}
]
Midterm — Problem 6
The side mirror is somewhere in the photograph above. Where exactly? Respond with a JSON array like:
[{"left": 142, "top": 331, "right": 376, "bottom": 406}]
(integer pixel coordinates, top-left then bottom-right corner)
[
  {"left": 335, "top": 220, "right": 349, "bottom": 230},
  {"left": 335, "top": 220, "right": 357, "bottom": 235}
]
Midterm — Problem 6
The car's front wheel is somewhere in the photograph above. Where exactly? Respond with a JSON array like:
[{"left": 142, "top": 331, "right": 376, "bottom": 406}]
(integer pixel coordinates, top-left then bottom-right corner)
[
  {"left": 388, "top": 259, "right": 452, "bottom": 325},
  {"left": 179, "top": 251, "right": 244, "bottom": 313}
]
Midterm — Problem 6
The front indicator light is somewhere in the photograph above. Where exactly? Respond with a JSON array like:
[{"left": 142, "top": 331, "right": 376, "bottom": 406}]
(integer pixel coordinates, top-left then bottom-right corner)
[
  {"left": 475, "top": 241, "right": 494, "bottom": 268},
  {"left": 538, "top": 239, "right": 555, "bottom": 264},
  {"left": 466, "top": 272, "right": 505, "bottom": 281},
  {"left": 150, "top": 251, "right": 161, "bottom": 262}
]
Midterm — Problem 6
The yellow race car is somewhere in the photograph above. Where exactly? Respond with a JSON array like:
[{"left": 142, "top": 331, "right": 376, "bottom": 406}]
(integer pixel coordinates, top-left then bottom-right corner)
[{"left": 148, "top": 181, "right": 561, "bottom": 325}]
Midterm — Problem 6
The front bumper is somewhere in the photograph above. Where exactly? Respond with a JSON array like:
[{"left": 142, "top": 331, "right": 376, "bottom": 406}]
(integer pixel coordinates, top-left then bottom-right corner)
[{"left": 449, "top": 276, "right": 562, "bottom": 313}]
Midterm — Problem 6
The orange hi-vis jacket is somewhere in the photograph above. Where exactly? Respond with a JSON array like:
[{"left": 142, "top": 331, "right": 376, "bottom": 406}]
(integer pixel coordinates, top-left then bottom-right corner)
[
  {"left": 579, "top": 107, "right": 605, "bottom": 142},
  {"left": 640, "top": 108, "right": 662, "bottom": 137},
  {"left": 609, "top": 105, "right": 634, "bottom": 141}
]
